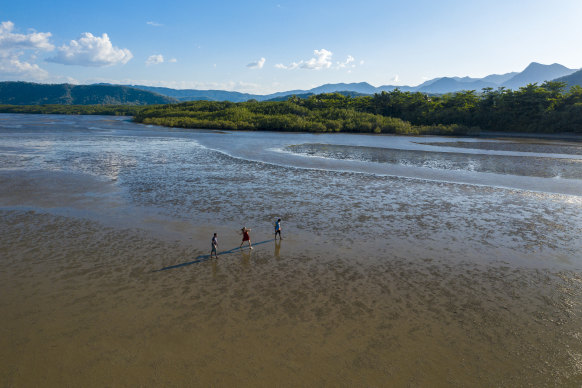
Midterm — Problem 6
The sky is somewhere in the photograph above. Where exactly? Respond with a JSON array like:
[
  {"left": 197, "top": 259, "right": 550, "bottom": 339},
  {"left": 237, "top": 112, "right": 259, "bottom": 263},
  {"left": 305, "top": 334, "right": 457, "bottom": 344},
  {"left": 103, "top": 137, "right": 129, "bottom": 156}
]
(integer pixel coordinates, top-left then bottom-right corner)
[{"left": 1, "top": 0, "right": 582, "bottom": 95}]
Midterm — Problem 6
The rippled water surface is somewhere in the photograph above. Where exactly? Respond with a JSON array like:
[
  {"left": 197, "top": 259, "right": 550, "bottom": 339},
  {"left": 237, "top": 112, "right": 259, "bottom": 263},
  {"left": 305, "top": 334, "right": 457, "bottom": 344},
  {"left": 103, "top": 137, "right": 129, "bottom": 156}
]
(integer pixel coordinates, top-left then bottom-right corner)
[{"left": 1, "top": 114, "right": 582, "bottom": 386}]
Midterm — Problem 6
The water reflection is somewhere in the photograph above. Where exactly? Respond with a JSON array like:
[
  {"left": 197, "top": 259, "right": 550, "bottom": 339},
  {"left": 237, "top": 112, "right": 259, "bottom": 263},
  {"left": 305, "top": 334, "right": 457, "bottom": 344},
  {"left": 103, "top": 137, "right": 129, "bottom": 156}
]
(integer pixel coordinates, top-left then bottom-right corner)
[
  {"left": 241, "top": 249, "right": 252, "bottom": 269},
  {"left": 286, "top": 143, "right": 582, "bottom": 179},
  {"left": 211, "top": 257, "right": 219, "bottom": 278},
  {"left": 274, "top": 240, "right": 281, "bottom": 258},
  {"left": 419, "top": 140, "right": 582, "bottom": 156}
]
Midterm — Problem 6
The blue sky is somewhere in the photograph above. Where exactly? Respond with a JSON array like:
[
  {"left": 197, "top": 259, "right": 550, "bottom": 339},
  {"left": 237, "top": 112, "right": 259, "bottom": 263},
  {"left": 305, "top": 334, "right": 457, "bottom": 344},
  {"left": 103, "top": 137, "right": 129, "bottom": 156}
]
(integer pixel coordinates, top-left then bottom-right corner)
[{"left": 1, "top": 0, "right": 582, "bottom": 94}]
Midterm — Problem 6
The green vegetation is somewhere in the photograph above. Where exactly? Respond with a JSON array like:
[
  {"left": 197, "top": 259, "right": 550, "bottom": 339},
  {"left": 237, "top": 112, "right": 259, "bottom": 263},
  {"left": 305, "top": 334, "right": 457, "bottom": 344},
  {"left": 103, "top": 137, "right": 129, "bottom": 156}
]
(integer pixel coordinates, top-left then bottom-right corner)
[
  {"left": 1, "top": 81, "right": 581, "bottom": 135},
  {"left": 134, "top": 94, "right": 477, "bottom": 136},
  {"left": 369, "top": 81, "right": 582, "bottom": 133},
  {"left": 0, "top": 104, "right": 143, "bottom": 116}
]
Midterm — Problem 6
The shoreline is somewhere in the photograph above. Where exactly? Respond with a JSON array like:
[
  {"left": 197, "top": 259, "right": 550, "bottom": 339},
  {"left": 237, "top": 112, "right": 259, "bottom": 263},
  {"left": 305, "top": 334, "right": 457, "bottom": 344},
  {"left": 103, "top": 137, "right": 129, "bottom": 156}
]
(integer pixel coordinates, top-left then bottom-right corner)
[
  {"left": 2, "top": 110, "right": 582, "bottom": 141},
  {"left": 478, "top": 130, "right": 582, "bottom": 142}
]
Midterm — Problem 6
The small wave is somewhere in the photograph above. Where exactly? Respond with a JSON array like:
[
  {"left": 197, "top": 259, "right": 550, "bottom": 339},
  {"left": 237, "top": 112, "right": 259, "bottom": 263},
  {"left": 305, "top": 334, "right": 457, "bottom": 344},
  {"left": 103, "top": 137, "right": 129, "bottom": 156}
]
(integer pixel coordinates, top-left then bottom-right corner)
[{"left": 267, "top": 145, "right": 338, "bottom": 161}]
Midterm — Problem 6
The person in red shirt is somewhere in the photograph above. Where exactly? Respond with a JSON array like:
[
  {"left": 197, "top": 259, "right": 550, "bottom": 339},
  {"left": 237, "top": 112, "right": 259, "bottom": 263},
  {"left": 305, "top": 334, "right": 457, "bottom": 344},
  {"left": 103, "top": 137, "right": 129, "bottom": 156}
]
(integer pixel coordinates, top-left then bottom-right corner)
[{"left": 240, "top": 227, "right": 253, "bottom": 250}]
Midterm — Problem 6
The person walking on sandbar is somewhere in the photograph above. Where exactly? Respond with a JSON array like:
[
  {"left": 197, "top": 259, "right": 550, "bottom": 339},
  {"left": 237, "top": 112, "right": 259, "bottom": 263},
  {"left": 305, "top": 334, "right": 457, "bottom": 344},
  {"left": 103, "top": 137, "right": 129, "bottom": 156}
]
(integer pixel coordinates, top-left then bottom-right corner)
[
  {"left": 240, "top": 227, "right": 253, "bottom": 250},
  {"left": 211, "top": 233, "right": 219, "bottom": 259},
  {"left": 274, "top": 218, "right": 282, "bottom": 240}
]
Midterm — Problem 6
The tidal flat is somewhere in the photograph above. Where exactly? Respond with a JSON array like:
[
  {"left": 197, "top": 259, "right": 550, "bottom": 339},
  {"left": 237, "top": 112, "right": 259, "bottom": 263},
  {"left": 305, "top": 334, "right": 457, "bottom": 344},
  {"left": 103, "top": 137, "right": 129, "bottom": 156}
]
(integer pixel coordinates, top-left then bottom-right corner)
[{"left": 1, "top": 114, "right": 581, "bottom": 386}]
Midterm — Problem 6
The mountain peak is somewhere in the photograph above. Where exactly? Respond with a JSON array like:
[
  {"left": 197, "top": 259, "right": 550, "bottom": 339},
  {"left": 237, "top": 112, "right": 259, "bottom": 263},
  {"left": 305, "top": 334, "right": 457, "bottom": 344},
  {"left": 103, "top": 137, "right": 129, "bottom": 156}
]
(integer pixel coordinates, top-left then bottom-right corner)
[
  {"left": 524, "top": 62, "right": 568, "bottom": 70},
  {"left": 502, "top": 62, "right": 577, "bottom": 89}
]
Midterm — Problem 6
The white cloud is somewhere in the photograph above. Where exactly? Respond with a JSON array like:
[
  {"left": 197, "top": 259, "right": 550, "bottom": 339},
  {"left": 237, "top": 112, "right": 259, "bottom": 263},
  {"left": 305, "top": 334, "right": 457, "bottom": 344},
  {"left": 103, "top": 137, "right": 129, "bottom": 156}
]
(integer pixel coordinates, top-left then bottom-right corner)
[
  {"left": 47, "top": 32, "right": 132, "bottom": 67},
  {"left": 0, "top": 52, "right": 49, "bottom": 79},
  {"left": 168, "top": 58, "right": 177, "bottom": 63},
  {"left": 146, "top": 21, "right": 163, "bottom": 27},
  {"left": 146, "top": 54, "right": 164, "bottom": 65},
  {"left": 275, "top": 62, "right": 299, "bottom": 70},
  {"left": 0, "top": 21, "right": 53, "bottom": 80},
  {"left": 337, "top": 55, "right": 355, "bottom": 69},
  {"left": 247, "top": 57, "right": 266, "bottom": 69},
  {"left": 0, "top": 21, "right": 54, "bottom": 51},
  {"left": 301, "top": 49, "right": 333, "bottom": 70},
  {"left": 392, "top": 75, "right": 399, "bottom": 82},
  {"left": 276, "top": 49, "right": 359, "bottom": 71}
]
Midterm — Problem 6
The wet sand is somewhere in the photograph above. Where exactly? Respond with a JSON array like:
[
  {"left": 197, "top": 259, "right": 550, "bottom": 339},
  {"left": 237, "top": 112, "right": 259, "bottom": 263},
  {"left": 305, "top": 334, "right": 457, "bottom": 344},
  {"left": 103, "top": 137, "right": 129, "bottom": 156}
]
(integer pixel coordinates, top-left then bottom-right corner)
[
  {"left": 1, "top": 208, "right": 581, "bottom": 386},
  {"left": 1, "top": 114, "right": 582, "bottom": 386}
]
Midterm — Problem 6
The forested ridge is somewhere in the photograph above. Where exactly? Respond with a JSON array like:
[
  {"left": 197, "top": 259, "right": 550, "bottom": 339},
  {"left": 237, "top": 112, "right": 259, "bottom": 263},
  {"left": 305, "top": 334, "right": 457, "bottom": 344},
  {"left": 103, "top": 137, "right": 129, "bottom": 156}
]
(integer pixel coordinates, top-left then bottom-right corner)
[
  {"left": 1, "top": 81, "right": 581, "bottom": 135},
  {"left": 0, "top": 82, "right": 176, "bottom": 105}
]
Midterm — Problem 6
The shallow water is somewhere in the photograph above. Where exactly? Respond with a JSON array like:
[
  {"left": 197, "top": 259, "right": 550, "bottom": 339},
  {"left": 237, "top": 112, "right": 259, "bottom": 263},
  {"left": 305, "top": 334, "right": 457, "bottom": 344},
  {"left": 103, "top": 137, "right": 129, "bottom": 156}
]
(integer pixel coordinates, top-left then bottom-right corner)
[{"left": 1, "top": 114, "right": 582, "bottom": 386}]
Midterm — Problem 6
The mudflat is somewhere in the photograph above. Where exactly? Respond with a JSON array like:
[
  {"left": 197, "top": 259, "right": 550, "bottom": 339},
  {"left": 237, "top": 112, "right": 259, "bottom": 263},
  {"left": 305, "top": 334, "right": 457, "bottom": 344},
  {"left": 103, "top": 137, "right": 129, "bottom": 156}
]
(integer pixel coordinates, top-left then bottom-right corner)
[{"left": 1, "top": 114, "right": 581, "bottom": 386}]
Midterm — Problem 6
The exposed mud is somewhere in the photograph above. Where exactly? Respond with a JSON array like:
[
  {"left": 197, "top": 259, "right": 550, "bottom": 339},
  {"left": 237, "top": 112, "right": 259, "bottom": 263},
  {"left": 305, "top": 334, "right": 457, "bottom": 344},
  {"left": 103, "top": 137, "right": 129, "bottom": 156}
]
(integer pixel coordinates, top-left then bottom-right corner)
[{"left": 1, "top": 114, "right": 581, "bottom": 386}]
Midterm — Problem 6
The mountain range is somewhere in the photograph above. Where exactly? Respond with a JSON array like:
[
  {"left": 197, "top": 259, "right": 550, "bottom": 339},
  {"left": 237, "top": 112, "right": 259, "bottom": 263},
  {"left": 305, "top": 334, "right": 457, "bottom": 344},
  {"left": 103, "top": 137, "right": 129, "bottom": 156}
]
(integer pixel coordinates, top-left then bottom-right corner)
[
  {"left": 0, "top": 62, "right": 580, "bottom": 105},
  {"left": 127, "top": 62, "right": 579, "bottom": 102}
]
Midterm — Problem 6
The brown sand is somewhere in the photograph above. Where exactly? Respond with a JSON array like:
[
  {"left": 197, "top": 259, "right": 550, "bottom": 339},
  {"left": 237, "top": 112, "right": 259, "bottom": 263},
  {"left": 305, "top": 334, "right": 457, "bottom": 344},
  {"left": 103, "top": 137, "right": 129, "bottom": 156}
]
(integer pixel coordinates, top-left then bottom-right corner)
[{"left": 1, "top": 208, "right": 581, "bottom": 386}]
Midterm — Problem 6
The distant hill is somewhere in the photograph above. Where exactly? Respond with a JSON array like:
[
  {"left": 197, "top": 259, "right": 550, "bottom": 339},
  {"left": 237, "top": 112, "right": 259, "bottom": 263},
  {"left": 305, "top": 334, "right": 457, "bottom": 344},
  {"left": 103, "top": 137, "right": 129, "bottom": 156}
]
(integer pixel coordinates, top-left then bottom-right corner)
[
  {"left": 3, "top": 62, "right": 580, "bottom": 106},
  {"left": 309, "top": 82, "right": 379, "bottom": 95},
  {"left": 126, "top": 85, "right": 258, "bottom": 103},
  {"left": 481, "top": 72, "right": 518, "bottom": 84},
  {"left": 127, "top": 83, "right": 376, "bottom": 102},
  {"left": 127, "top": 62, "right": 580, "bottom": 102},
  {"left": 553, "top": 68, "right": 582, "bottom": 89},
  {"left": 266, "top": 90, "right": 369, "bottom": 101},
  {"left": 502, "top": 62, "right": 577, "bottom": 89},
  {"left": 416, "top": 77, "right": 498, "bottom": 94},
  {"left": 0, "top": 82, "right": 176, "bottom": 105}
]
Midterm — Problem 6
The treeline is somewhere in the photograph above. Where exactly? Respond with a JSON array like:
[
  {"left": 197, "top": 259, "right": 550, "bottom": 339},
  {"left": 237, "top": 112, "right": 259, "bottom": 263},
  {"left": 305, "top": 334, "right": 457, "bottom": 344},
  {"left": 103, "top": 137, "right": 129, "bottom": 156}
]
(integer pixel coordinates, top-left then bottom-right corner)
[
  {"left": 0, "top": 104, "right": 143, "bottom": 116},
  {"left": 368, "top": 81, "right": 582, "bottom": 133},
  {"left": 134, "top": 81, "right": 582, "bottom": 134},
  {"left": 2, "top": 81, "right": 581, "bottom": 134},
  {"left": 134, "top": 95, "right": 477, "bottom": 136}
]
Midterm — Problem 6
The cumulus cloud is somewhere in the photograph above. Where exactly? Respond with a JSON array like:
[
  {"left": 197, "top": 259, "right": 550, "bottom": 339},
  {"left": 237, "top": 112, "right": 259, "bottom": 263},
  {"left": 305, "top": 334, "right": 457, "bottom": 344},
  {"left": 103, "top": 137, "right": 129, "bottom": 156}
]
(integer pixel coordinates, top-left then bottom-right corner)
[
  {"left": 47, "top": 32, "right": 132, "bottom": 67},
  {"left": 336, "top": 54, "right": 355, "bottom": 69},
  {"left": 0, "top": 21, "right": 53, "bottom": 80},
  {"left": 275, "top": 62, "right": 298, "bottom": 70},
  {"left": 247, "top": 57, "right": 265, "bottom": 69},
  {"left": 146, "top": 54, "right": 164, "bottom": 65},
  {"left": 301, "top": 49, "right": 333, "bottom": 70},
  {"left": 0, "top": 52, "right": 49, "bottom": 79},
  {"left": 276, "top": 49, "right": 358, "bottom": 71},
  {"left": 0, "top": 21, "right": 53, "bottom": 51},
  {"left": 145, "top": 55, "right": 177, "bottom": 65}
]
